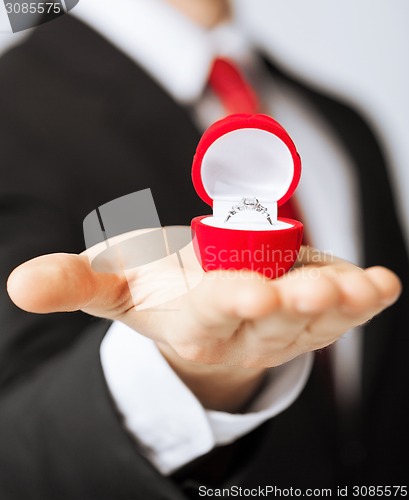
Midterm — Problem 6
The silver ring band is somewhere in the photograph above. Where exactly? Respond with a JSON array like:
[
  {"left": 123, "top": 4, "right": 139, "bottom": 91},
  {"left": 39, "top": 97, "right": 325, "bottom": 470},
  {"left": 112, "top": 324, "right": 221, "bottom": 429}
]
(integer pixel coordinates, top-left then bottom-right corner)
[{"left": 224, "top": 197, "right": 272, "bottom": 225}]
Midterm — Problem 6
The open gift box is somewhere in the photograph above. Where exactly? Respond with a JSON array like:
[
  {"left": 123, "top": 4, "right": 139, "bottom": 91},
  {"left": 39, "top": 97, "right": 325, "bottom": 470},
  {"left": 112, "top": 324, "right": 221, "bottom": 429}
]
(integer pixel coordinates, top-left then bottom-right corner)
[{"left": 191, "top": 114, "right": 303, "bottom": 279}]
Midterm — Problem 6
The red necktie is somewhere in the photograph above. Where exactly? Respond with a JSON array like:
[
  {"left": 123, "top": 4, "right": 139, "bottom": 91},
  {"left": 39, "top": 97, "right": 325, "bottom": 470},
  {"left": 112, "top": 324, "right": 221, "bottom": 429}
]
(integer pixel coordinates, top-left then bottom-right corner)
[
  {"left": 208, "top": 57, "right": 308, "bottom": 243},
  {"left": 208, "top": 57, "right": 260, "bottom": 115}
]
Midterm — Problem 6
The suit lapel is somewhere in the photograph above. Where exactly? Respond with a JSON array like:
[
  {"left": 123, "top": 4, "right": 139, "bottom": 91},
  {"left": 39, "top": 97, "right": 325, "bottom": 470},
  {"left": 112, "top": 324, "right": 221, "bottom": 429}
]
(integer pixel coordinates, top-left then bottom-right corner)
[
  {"left": 27, "top": 13, "right": 209, "bottom": 227},
  {"left": 261, "top": 54, "right": 409, "bottom": 410}
]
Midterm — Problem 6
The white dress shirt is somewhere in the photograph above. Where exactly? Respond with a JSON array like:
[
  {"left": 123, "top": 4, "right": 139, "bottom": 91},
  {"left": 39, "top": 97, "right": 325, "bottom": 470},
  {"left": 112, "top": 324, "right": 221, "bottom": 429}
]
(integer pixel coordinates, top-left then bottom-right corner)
[{"left": 72, "top": 0, "right": 362, "bottom": 475}]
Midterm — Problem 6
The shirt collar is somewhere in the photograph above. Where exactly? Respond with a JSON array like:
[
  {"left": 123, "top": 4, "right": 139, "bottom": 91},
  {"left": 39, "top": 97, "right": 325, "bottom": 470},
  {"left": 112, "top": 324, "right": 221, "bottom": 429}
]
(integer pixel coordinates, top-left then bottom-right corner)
[{"left": 71, "top": 0, "right": 254, "bottom": 104}]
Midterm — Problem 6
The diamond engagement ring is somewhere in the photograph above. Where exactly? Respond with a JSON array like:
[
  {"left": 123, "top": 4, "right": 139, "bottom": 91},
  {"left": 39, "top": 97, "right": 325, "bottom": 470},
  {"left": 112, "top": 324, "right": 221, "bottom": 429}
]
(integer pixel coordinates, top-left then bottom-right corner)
[{"left": 224, "top": 197, "right": 273, "bottom": 225}]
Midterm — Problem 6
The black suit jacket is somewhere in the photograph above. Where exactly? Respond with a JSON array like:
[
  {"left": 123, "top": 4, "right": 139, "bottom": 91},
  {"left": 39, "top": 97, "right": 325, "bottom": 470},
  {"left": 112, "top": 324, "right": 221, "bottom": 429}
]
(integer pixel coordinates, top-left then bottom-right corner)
[{"left": 0, "top": 14, "right": 408, "bottom": 500}]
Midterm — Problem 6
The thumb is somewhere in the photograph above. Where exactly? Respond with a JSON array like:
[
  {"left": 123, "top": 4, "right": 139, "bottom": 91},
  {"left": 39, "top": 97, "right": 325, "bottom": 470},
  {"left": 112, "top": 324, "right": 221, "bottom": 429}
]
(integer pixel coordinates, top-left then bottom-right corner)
[{"left": 7, "top": 253, "right": 129, "bottom": 316}]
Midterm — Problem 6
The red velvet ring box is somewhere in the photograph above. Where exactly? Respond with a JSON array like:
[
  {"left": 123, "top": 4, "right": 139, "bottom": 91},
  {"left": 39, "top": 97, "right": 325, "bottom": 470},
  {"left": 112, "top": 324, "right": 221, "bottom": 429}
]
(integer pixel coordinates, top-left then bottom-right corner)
[{"left": 191, "top": 114, "right": 303, "bottom": 279}]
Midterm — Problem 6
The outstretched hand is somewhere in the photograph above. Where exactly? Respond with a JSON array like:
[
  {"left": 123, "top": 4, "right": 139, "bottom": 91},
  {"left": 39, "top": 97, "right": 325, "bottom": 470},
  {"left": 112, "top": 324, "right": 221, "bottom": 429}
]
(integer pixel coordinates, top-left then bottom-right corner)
[{"left": 7, "top": 228, "right": 401, "bottom": 410}]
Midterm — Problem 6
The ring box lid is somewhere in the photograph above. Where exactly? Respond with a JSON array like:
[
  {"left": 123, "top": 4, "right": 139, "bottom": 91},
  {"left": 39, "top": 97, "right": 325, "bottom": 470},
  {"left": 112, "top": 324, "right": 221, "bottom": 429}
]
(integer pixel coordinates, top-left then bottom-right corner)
[{"left": 192, "top": 114, "right": 301, "bottom": 215}]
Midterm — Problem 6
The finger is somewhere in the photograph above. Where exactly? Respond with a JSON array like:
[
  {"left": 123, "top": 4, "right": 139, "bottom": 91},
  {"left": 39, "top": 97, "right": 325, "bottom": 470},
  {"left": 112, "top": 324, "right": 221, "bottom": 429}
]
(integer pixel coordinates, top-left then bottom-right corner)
[
  {"left": 364, "top": 266, "right": 402, "bottom": 306},
  {"left": 274, "top": 268, "right": 341, "bottom": 314},
  {"left": 166, "top": 270, "right": 280, "bottom": 364},
  {"left": 233, "top": 271, "right": 344, "bottom": 367},
  {"left": 337, "top": 270, "right": 380, "bottom": 317},
  {"left": 236, "top": 271, "right": 341, "bottom": 351},
  {"left": 332, "top": 266, "right": 401, "bottom": 320},
  {"left": 296, "top": 267, "right": 401, "bottom": 347},
  {"left": 7, "top": 253, "right": 130, "bottom": 316},
  {"left": 174, "top": 271, "right": 279, "bottom": 336}
]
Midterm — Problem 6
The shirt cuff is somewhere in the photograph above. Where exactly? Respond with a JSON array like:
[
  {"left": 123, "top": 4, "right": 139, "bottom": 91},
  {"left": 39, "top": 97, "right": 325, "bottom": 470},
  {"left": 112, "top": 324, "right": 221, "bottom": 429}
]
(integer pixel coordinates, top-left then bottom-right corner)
[{"left": 100, "top": 321, "right": 313, "bottom": 475}]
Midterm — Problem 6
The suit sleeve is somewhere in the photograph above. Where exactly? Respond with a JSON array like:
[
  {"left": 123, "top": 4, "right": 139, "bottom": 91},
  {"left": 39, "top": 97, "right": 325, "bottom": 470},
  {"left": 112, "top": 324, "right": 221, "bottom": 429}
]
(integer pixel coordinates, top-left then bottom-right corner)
[{"left": 0, "top": 44, "right": 97, "bottom": 390}]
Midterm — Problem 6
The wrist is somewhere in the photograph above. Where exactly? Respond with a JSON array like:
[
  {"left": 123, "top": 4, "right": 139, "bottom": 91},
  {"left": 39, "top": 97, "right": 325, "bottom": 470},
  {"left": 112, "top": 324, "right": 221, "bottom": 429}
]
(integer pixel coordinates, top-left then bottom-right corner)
[{"left": 157, "top": 342, "right": 267, "bottom": 413}]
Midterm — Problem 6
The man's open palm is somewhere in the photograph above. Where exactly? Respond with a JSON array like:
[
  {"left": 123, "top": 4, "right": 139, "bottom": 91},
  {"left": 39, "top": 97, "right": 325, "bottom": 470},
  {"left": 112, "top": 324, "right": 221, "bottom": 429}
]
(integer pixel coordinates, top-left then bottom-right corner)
[{"left": 7, "top": 227, "right": 401, "bottom": 370}]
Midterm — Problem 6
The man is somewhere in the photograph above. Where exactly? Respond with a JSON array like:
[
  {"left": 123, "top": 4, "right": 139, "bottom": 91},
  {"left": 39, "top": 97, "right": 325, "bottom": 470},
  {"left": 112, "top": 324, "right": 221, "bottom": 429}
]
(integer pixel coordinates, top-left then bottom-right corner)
[{"left": 0, "top": 0, "right": 407, "bottom": 498}]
